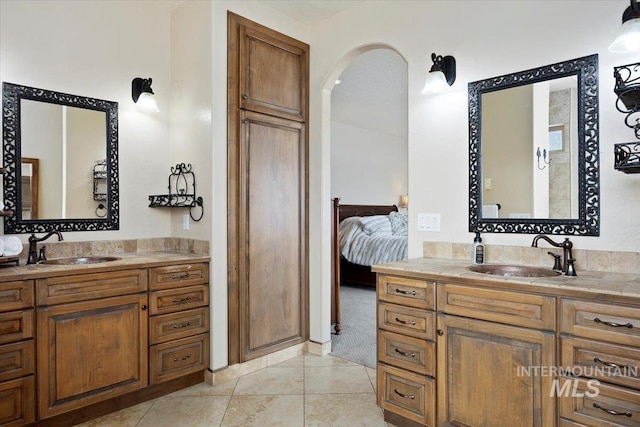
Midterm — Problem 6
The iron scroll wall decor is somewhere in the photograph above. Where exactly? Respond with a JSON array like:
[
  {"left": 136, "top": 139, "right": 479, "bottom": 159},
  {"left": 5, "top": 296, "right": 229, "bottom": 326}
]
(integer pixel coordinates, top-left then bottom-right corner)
[
  {"left": 613, "top": 61, "right": 640, "bottom": 173},
  {"left": 148, "top": 163, "right": 204, "bottom": 221},
  {"left": 468, "top": 54, "right": 600, "bottom": 236}
]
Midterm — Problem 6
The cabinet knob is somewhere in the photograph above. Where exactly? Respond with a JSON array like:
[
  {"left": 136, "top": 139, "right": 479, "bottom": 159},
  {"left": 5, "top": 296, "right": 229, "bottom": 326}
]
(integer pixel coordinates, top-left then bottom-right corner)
[
  {"left": 242, "top": 94, "right": 248, "bottom": 100},
  {"left": 141, "top": 304, "right": 148, "bottom": 311},
  {"left": 437, "top": 329, "right": 444, "bottom": 336}
]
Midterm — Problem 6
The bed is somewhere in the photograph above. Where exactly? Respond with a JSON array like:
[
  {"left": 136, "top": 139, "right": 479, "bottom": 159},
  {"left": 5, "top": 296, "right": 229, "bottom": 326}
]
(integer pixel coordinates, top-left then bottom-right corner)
[{"left": 331, "top": 198, "right": 408, "bottom": 334}]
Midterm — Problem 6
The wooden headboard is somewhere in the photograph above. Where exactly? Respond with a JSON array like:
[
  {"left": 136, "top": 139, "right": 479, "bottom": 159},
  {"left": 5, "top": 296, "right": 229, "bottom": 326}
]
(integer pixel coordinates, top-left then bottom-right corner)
[{"left": 334, "top": 198, "right": 398, "bottom": 224}]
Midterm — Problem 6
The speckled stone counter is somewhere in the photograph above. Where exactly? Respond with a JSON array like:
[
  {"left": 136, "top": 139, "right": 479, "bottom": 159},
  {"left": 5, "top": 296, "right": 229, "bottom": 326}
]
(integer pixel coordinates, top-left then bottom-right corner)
[
  {"left": 373, "top": 257, "right": 640, "bottom": 303},
  {"left": 0, "top": 251, "right": 210, "bottom": 282}
]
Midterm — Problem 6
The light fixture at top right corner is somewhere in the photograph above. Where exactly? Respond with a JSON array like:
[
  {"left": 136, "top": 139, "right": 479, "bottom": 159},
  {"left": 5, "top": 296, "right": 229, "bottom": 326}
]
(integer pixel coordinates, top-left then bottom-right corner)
[
  {"left": 421, "top": 53, "right": 456, "bottom": 94},
  {"left": 609, "top": 0, "right": 640, "bottom": 53}
]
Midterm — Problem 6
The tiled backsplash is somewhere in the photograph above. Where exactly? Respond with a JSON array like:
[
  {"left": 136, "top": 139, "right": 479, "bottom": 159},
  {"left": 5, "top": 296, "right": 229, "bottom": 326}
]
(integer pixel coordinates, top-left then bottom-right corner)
[
  {"left": 15, "top": 237, "right": 209, "bottom": 264},
  {"left": 423, "top": 241, "right": 640, "bottom": 275}
]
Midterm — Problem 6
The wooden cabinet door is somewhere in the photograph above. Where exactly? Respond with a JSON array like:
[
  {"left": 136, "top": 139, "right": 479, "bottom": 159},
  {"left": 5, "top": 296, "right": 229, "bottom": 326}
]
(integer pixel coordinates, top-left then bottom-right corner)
[
  {"left": 437, "top": 314, "right": 556, "bottom": 427},
  {"left": 237, "top": 110, "right": 307, "bottom": 361},
  {"left": 236, "top": 16, "right": 307, "bottom": 122},
  {"left": 37, "top": 293, "right": 148, "bottom": 419}
]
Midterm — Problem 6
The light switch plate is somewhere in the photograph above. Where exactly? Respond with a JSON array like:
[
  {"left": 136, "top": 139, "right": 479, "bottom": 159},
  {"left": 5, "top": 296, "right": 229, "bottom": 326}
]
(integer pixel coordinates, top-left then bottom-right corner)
[
  {"left": 183, "top": 214, "right": 190, "bottom": 230},
  {"left": 417, "top": 213, "right": 441, "bottom": 232}
]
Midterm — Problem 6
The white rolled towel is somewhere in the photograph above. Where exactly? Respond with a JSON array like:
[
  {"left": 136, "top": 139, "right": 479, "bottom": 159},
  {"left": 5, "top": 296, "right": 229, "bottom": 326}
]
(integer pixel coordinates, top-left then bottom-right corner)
[{"left": 0, "top": 236, "right": 23, "bottom": 257}]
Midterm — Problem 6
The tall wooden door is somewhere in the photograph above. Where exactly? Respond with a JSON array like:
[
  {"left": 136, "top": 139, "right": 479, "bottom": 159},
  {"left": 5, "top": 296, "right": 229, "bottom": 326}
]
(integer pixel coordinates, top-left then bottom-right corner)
[{"left": 228, "top": 13, "right": 309, "bottom": 363}]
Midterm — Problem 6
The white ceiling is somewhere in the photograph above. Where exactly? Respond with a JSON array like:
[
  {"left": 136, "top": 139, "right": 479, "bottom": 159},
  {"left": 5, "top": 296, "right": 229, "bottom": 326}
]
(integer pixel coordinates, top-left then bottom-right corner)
[{"left": 332, "top": 49, "right": 408, "bottom": 138}]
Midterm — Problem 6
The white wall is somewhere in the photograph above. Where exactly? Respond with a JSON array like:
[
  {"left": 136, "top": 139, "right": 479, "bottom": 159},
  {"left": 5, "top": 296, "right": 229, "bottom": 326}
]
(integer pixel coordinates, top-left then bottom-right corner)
[
  {"left": 331, "top": 121, "right": 407, "bottom": 205},
  {"left": 0, "top": 0, "right": 173, "bottom": 241}
]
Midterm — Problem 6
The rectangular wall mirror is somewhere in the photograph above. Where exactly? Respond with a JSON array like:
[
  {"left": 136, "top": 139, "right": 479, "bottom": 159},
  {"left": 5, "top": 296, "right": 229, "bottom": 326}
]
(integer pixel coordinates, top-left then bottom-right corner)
[
  {"left": 2, "top": 82, "right": 119, "bottom": 233},
  {"left": 468, "top": 54, "right": 600, "bottom": 235}
]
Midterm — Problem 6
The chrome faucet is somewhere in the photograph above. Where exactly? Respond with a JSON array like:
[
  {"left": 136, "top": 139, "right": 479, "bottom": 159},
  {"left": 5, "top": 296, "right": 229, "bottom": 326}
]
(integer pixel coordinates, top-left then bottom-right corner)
[
  {"left": 531, "top": 235, "right": 576, "bottom": 276},
  {"left": 27, "top": 231, "right": 63, "bottom": 264}
]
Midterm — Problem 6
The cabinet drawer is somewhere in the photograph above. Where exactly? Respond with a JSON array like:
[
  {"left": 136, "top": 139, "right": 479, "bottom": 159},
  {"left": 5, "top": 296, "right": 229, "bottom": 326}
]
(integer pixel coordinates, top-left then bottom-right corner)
[
  {"left": 378, "top": 330, "right": 434, "bottom": 376},
  {"left": 377, "top": 363, "right": 435, "bottom": 426},
  {"left": 0, "top": 375, "right": 35, "bottom": 426},
  {"left": 149, "top": 263, "right": 209, "bottom": 290},
  {"left": 0, "top": 340, "right": 34, "bottom": 382},
  {"left": 37, "top": 269, "right": 148, "bottom": 305},
  {"left": 150, "top": 333, "right": 209, "bottom": 384},
  {"left": 559, "top": 378, "right": 640, "bottom": 427},
  {"left": 149, "top": 285, "right": 209, "bottom": 315},
  {"left": 0, "top": 281, "right": 34, "bottom": 313},
  {"left": 561, "top": 337, "right": 640, "bottom": 390},
  {"left": 0, "top": 310, "right": 33, "bottom": 345},
  {"left": 149, "top": 307, "right": 210, "bottom": 344},
  {"left": 438, "top": 283, "right": 556, "bottom": 330},
  {"left": 377, "top": 275, "right": 435, "bottom": 310},
  {"left": 561, "top": 299, "right": 640, "bottom": 347},
  {"left": 378, "top": 302, "right": 434, "bottom": 340}
]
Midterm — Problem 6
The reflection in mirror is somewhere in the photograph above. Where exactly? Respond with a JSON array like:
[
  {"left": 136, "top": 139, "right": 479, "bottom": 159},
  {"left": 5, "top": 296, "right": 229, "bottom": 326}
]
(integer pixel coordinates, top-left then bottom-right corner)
[
  {"left": 469, "top": 54, "right": 599, "bottom": 235},
  {"left": 481, "top": 76, "right": 578, "bottom": 219},
  {"left": 2, "top": 82, "right": 119, "bottom": 233}
]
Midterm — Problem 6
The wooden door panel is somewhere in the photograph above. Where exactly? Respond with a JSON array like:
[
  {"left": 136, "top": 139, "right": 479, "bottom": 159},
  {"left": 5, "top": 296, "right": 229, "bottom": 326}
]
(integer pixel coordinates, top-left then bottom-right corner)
[{"left": 240, "top": 110, "right": 306, "bottom": 358}]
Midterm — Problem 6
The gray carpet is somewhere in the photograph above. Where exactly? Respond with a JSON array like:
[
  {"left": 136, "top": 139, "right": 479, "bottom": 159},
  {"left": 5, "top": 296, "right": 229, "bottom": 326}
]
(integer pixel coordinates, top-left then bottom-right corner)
[{"left": 330, "top": 284, "right": 377, "bottom": 368}]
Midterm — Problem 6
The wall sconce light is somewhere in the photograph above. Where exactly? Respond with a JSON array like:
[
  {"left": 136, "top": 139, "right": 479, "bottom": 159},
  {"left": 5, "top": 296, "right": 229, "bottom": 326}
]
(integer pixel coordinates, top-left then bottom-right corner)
[
  {"left": 609, "top": 0, "right": 640, "bottom": 53},
  {"left": 131, "top": 77, "right": 159, "bottom": 111},
  {"left": 398, "top": 194, "right": 408, "bottom": 209},
  {"left": 421, "top": 53, "right": 456, "bottom": 94}
]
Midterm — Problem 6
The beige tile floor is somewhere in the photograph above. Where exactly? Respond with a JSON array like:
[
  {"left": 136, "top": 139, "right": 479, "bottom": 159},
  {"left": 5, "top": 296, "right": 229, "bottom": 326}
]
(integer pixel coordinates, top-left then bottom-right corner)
[{"left": 74, "top": 354, "right": 390, "bottom": 427}]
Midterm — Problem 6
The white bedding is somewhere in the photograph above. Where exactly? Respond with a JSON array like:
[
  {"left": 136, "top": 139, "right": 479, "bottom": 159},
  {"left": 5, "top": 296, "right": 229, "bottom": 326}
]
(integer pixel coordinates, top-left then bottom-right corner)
[{"left": 339, "top": 215, "right": 408, "bottom": 266}]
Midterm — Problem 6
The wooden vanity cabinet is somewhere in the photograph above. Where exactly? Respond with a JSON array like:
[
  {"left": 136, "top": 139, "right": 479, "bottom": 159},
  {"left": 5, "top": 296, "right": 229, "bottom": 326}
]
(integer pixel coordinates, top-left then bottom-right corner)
[
  {"left": 0, "top": 280, "right": 35, "bottom": 426},
  {"left": 36, "top": 270, "right": 148, "bottom": 419},
  {"left": 148, "top": 263, "right": 210, "bottom": 384}
]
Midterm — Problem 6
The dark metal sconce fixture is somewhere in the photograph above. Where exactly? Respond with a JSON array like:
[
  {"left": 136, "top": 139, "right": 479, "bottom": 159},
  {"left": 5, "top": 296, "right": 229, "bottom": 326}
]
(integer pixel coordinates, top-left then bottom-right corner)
[
  {"left": 609, "top": 0, "right": 640, "bottom": 53},
  {"left": 148, "top": 163, "right": 204, "bottom": 221},
  {"left": 613, "top": 61, "right": 640, "bottom": 173},
  {"left": 421, "top": 53, "right": 456, "bottom": 94},
  {"left": 536, "top": 147, "right": 550, "bottom": 170},
  {"left": 131, "top": 77, "right": 159, "bottom": 111}
]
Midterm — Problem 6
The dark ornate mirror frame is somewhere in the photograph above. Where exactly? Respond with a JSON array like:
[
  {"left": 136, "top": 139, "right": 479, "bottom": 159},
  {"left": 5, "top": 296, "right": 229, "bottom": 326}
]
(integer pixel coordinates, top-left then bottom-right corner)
[
  {"left": 2, "top": 82, "right": 119, "bottom": 233},
  {"left": 468, "top": 54, "right": 599, "bottom": 236}
]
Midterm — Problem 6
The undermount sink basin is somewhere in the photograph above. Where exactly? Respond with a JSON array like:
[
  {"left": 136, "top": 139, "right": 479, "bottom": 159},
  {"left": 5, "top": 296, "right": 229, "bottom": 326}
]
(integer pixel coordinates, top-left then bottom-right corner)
[
  {"left": 468, "top": 264, "right": 561, "bottom": 278},
  {"left": 40, "top": 256, "right": 121, "bottom": 265}
]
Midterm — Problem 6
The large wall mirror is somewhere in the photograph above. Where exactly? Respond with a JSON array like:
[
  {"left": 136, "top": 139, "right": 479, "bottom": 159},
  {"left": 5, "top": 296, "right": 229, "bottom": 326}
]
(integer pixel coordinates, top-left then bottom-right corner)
[
  {"left": 468, "top": 54, "right": 599, "bottom": 235},
  {"left": 2, "top": 82, "right": 119, "bottom": 233}
]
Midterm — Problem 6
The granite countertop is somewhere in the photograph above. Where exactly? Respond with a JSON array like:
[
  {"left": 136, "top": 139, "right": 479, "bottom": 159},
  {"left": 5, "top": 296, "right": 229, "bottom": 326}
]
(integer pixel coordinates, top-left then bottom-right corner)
[
  {"left": 372, "top": 257, "right": 640, "bottom": 302},
  {"left": 0, "top": 251, "right": 211, "bottom": 282}
]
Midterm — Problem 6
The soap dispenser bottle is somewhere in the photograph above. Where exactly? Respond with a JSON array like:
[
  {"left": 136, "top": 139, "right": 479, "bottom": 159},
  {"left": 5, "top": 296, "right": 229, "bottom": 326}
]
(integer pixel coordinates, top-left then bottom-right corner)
[{"left": 472, "top": 232, "right": 485, "bottom": 264}]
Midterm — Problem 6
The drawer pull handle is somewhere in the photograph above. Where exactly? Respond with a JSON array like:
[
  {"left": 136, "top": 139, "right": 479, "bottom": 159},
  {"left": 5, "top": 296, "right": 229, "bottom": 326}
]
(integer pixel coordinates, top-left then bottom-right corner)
[
  {"left": 395, "top": 317, "right": 416, "bottom": 326},
  {"left": 173, "top": 354, "right": 192, "bottom": 362},
  {"left": 173, "top": 322, "right": 192, "bottom": 329},
  {"left": 593, "top": 357, "right": 636, "bottom": 375},
  {"left": 593, "top": 403, "right": 632, "bottom": 417},
  {"left": 171, "top": 272, "right": 191, "bottom": 280},
  {"left": 172, "top": 296, "right": 192, "bottom": 303},
  {"left": 394, "top": 348, "right": 416, "bottom": 358},
  {"left": 395, "top": 288, "right": 417, "bottom": 296},
  {"left": 593, "top": 318, "right": 634, "bottom": 329},
  {"left": 394, "top": 389, "right": 415, "bottom": 400}
]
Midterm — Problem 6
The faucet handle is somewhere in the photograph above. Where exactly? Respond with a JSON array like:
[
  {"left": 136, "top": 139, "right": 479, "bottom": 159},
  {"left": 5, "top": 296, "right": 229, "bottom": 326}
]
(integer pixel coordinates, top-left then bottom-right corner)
[
  {"left": 566, "top": 258, "right": 577, "bottom": 277},
  {"left": 547, "top": 252, "right": 562, "bottom": 271},
  {"left": 38, "top": 246, "right": 47, "bottom": 262}
]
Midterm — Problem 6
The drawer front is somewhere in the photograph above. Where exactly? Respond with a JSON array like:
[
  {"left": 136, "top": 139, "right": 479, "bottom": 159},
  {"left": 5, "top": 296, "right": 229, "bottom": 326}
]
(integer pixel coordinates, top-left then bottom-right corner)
[
  {"left": 561, "top": 337, "right": 640, "bottom": 390},
  {"left": 559, "top": 378, "right": 640, "bottom": 427},
  {"left": 0, "top": 310, "right": 34, "bottom": 345},
  {"left": 149, "top": 285, "right": 209, "bottom": 315},
  {"left": 0, "top": 340, "right": 34, "bottom": 382},
  {"left": 560, "top": 420, "right": 589, "bottom": 427},
  {"left": 149, "top": 307, "right": 210, "bottom": 344},
  {"left": 377, "top": 275, "right": 435, "bottom": 310},
  {"left": 149, "top": 333, "right": 209, "bottom": 384},
  {"left": 561, "top": 299, "right": 640, "bottom": 347},
  {"left": 149, "top": 263, "right": 209, "bottom": 290},
  {"left": 438, "top": 283, "right": 556, "bottom": 330},
  {"left": 0, "top": 375, "right": 35, "bottom": 426},
  {"left": 377, "top": 363, "right": 435, "bottom": 426},
  {"left": 0, "top": 281, "right": 34, "bottom": 313},
  {"left": 36, "top": 269, "right": 148, "bottom": 305},
  {"left": 378, "top": 330, "right": 434, "bottom": 376},
  {"left": 378, "top": 302, "right": 434, "bottom": 340}
]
